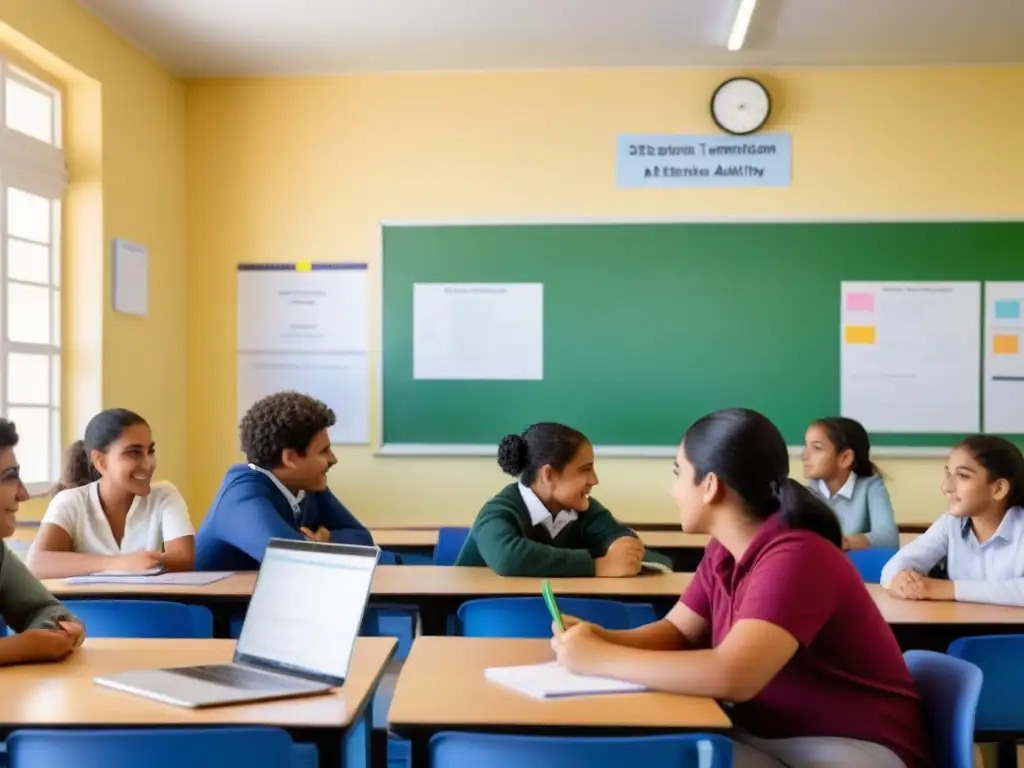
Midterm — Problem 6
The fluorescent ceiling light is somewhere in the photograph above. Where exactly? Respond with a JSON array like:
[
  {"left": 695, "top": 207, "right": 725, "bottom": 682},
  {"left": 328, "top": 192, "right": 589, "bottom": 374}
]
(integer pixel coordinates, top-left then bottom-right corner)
[{"left": 727, "top": 0, "right": 758, "bottom": 51}]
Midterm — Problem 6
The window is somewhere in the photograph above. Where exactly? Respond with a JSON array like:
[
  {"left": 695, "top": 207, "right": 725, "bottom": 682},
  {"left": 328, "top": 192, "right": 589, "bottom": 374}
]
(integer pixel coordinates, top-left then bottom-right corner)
[{"left": 0, "top": 62, "right": 65, "bottom": 493}]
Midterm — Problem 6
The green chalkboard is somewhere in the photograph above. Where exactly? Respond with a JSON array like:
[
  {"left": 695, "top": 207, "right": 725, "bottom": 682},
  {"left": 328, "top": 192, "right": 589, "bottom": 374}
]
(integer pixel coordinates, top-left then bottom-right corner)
[{"left": 381, "top": 222, "right": 1024, "bottom": 448}]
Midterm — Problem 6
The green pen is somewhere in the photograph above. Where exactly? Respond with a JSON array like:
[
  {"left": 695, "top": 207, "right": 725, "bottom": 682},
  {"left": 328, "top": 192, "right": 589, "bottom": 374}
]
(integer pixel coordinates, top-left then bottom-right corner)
[{"left": 541, "top": 579, "right": 564, "bottom": 634}]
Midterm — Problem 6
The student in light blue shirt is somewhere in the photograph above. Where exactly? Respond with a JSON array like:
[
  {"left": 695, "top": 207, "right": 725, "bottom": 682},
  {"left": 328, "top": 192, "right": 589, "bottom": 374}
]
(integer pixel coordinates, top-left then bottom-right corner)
[
  {"left": 881, "top": 435, "right": 1024, "bottom": 607},
  {"left": 802, "top": 417, "right": 898, "bottom": 550}
]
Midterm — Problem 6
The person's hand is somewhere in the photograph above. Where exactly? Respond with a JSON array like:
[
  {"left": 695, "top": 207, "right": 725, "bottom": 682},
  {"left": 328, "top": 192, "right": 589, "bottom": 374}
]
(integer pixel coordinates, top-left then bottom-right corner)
[
  {"left": 15, "top": 629, "right": 77, "bottom": 663},
  {"left": 891, "top": 571, "right": 954, "bottom": 602},
  {"left": 551, "top": 613, "right": 584, "bottom": 637},
  {"left": 58, "top": 620, "right": 86, "bottom": 647},
  {"left": 595, "top": 537, "right": 643, "bottom": 577},
  {"left": 300, "top": 527, "right": 331, "bottom": 543},
  {"left": 114, "top": 551, "right": 163, "bottom": 571},
  {"left": 841, "top": 536, "right": 851, "bottom": 551},
  {"left": 550, "top": 621, "right": 609, "bottom": 676}
]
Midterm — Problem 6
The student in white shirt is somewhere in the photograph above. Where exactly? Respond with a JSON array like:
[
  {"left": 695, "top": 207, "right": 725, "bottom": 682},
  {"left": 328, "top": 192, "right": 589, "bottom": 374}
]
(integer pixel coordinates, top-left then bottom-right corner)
[
  {"left": 881, "top": 434, "right": 1024, "bottom": 607},
  {"left": 802, "top": 417, "right": 898, "bottom": 550},
  {"left": 26, "top": 409, "right": 194, "bottom": 579}
]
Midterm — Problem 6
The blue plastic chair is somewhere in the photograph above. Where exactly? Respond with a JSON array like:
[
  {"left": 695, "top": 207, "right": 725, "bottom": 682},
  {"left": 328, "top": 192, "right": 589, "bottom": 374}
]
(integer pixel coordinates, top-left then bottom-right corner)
[
  {"left": 846, "top": 548, "right": 898, "bottom": 584},
  {"left": 60, "top": 600, "right": 213, "bottom": 638},
  {"left": 904, "top": 649, "right": 982, "bottom": 768},
  {"left": 433, "top": 527, "right": 470, "bottom": 566},
  {"left": 430, "top": 732, "right": 733, "bottom": 768},
  {"left": 7, "top": 727, "right": 316, "bottom": 768},
  {"left": 948, "top": 634, "right": 1024, "bottom": 763},
  {"left": 458, "top": 597, "right": 635, "bottom": 637}
]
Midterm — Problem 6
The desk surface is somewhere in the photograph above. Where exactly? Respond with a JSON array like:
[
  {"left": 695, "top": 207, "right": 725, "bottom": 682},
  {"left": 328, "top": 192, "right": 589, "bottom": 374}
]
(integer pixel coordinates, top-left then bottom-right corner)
[
  {"left": 43, "top": 567, "right": 1024, "bottom": 625},
  {"left": 45, "top": 567, "right": 693, "bottom": 600},
  {"left": 0, "top": 637, "right": 395, "bottom": 728},
  {"left": 866, "top": 584, "right": 1024, "bottom": 624},
  {"left": 369, "top": 529, "right": 920, "bottom": 549},
  {"left": 44, "top": 572, "right": 260, "bottom": 598},
  {"left": 388, "top": 636, "right": 730, "bottom": 733}
]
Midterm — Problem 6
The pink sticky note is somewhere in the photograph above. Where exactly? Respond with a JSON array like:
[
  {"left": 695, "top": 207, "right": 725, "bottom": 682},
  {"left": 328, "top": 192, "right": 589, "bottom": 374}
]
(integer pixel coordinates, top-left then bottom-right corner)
[{"left": 846, "top": 292, "right": 875, "bottom": 312}]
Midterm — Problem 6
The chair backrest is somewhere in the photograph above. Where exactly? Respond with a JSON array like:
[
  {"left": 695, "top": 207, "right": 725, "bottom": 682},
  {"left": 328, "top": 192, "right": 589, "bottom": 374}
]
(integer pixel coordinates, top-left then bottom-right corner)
[
  {"left": 846, "top": 548, "right": 898, "bottom": 583},
  {"left": 61, "top": 600, "right": 213, "bottom": 638},
  {"left": 433, "top": 527, "right": 470, "bottom": 566},
  {"left": 457, "top": 597, "right": 634, "bottom": 638},
  {"left": 947, "top": 634, "right": 1024, "bottom": 732},
  {"left": 904, "top": 649, "right": 982, "bottom": 768},
  {"left": 431, "top": 732, "right": 733, "bottom": 768},
  {"left": 8, "top": 727, "right": 299, "bottom": 768}
]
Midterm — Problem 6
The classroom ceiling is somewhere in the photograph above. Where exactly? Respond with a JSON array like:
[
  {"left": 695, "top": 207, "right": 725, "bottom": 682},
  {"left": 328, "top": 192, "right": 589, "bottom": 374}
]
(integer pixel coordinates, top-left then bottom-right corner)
[{"left": 77, "top": 0, "right": 1024, "bottom": 77}]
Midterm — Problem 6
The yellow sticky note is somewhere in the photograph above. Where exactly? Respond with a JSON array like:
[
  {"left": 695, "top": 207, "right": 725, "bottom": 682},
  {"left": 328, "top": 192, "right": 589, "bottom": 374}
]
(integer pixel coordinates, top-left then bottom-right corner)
[
  {"left": 296, "top": 261, "right": 312, "bottom": 273},
  {"left": 845, "top": 325, "right": 876, "bottom": 345},
  {"left": 994, "top": 334, "right": 1019, "bottom": 355}
]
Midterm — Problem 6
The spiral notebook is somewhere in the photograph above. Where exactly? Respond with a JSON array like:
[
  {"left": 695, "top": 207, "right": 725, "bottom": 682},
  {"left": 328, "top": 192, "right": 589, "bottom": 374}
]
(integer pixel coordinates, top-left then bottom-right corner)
[{"left": 485, "top": 661, "right": 646, "bottom": 699}]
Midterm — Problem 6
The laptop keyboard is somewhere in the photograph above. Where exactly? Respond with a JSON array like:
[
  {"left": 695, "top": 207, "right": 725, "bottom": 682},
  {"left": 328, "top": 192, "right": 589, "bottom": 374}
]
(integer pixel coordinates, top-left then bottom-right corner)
[{"left": 168, "top": 664, "right": 306, "bottom": 691}]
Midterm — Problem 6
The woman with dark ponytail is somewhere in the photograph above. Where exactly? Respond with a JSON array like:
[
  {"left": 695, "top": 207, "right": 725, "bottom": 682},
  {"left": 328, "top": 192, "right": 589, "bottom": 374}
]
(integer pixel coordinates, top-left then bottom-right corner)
[
  {"left": 26, "top": 409, "right": 194, "bottom": 579},
  {"left": 550, "top": 409, "right": 930, "bottom": 768}
]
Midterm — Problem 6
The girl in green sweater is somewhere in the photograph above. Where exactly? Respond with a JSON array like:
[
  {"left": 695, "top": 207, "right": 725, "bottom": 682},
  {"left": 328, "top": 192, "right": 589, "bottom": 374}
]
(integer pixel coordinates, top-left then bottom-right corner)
[{"left": 456, "top": 422, "right": 657, "bottom": 577}]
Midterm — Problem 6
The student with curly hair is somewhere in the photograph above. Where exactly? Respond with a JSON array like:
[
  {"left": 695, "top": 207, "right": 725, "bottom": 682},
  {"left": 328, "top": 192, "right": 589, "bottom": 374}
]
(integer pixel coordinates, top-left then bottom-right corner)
[{"left": 194, "top": 392, "right": 372, "bottom": 570}]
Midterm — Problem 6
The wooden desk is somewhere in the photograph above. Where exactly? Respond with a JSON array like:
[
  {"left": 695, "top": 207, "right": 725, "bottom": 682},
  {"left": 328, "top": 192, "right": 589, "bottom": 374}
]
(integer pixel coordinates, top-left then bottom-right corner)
[
  {"left": 866, "top": 583, "right": 1024, "bottom": 650},
  {"left": 389, "top": 636, "right": 730, "bottom": 767},
  {"left": 43, "top": 573, "right": 258, "bottom": 599},
  {"left": 369, "top": 528, "right": 921, "bottom": 570},
  {"left": 0, "top": 637, "right": 396, "bottom": 768},
  {"left": 371, "top": 567, "right": 691, "bottom": 635},
  {"left": 45, "top": 567, "right": 1021, "bottom": 647},
  {"left": 44, "top": 574, "right": 258, "bottom": 638}
]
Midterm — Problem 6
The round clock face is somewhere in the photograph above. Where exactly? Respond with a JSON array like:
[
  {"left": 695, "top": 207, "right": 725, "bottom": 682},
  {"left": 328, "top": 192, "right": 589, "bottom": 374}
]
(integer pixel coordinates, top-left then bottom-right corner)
[{"left": 711, "top": 77, "right": 771, "bottom": 136}]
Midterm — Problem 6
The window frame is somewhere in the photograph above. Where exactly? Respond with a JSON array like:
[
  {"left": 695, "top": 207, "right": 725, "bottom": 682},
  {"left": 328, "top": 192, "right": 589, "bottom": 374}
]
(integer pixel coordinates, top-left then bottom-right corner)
[{"left": 0, "top": 59, "right": 66, "bottom": 495}]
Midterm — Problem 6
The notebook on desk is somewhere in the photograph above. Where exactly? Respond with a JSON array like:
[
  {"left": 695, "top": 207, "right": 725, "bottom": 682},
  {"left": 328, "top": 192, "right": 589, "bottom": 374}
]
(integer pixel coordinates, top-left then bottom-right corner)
[{"left": 485, "top": 661, "right": 647, "bottom": 699}]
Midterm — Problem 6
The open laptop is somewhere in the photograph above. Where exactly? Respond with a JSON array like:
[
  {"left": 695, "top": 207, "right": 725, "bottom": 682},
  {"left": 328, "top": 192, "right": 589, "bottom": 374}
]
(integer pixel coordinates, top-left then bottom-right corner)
[{"left": 94, "top": 538, "right": 380, "bottom": 708}]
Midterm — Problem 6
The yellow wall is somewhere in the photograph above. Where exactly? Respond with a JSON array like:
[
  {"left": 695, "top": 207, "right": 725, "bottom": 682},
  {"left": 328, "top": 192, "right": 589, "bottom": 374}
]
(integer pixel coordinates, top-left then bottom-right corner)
[
  {"left": 0, "top": 0, "right": 187, "bottom": 519},
  {"left": 185, "top": 67, "right": 1024, "bottom": 527}
]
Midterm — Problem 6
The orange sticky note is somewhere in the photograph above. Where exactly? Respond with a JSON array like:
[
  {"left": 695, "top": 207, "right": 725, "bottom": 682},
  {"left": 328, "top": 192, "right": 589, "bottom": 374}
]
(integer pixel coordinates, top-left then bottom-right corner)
[
  {"left": 994, "top": 334, "right": 1019, "bottom": 355},
  {"left": 845, "top": 325, "right": 876, "bottom": 345}
]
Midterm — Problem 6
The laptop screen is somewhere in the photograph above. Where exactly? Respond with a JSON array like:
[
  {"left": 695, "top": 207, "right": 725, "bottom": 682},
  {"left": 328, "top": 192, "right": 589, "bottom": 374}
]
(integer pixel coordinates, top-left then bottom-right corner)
[{"left": 235, "top": 540, "right": 378, "bottom": 682}]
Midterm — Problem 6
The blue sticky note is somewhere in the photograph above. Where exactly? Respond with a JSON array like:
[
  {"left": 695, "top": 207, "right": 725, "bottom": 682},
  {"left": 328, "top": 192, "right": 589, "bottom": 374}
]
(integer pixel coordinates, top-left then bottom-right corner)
[{"left": 995, "top": 299, "right": 1022, "bottom": 320}]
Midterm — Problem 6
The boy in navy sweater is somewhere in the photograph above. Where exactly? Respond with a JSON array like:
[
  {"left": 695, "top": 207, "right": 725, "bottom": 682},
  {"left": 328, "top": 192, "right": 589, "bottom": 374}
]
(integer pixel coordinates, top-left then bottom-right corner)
[{"left": 194, "top": 392, "right": 372, "bottom": 570}]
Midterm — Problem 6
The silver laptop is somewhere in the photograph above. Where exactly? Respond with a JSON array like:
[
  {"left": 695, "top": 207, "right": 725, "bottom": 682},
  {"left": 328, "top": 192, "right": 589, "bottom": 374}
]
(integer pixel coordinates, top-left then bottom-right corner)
[{"left": 94, "top": 539, "right": 380, "bottom": 708}]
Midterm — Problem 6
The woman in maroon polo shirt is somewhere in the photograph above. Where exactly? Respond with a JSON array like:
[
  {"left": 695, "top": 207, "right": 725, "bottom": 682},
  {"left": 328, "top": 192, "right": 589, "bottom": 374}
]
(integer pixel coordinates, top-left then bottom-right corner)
[{"left": 551, "top": 408, "right": 931, "bottom": 768}]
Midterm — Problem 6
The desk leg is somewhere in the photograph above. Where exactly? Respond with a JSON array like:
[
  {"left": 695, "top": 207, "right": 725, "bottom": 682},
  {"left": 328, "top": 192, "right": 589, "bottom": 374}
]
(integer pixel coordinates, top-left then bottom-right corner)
[
  {"left": 341, "top": 710, "right": 372, "bottom": 768},
  {"left": 411, "top": 735, "right": 431, "bottom": 768},
  {"left": 418, "top": 604, "right": 448, "bottom": 637},
  {"left": 996, "top": 741, "right": 1018, "bottom": 768}
]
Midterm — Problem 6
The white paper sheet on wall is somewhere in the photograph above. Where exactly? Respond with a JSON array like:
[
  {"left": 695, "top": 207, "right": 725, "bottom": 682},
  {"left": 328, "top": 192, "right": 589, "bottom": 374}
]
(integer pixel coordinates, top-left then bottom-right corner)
[
  {"left": 840, "top": 281, "right": 980, "bottom": 433},
  {"left": 236, "top": 263, "right": 370, "bottom": 444},
  {"left": 413, "top": 283, "right": 544, "bottom": 380}
]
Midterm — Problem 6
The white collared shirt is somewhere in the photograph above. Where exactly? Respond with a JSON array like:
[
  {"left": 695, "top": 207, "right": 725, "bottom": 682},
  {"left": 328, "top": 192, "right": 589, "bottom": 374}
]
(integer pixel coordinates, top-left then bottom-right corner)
[
  {"left": 36, "top": 480, "right": 193, "bottom": 555},
  {"left": 518, "top": 483, "right": 578, "bottom": 538},
  {"left": 249, "top": 463, "right": 305, "bottom": 518},
  {"left": 880, "top": 507, "right": 1024, "bottom": 606},
  {"left": 816, "top": 474, "right": 856, "bottom": 501}
]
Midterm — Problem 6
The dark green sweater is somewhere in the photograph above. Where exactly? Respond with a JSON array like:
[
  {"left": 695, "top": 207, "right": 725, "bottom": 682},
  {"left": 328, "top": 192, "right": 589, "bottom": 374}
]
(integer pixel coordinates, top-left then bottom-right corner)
[
  {"left": 455, "top": 483, "right": 640, "bottom": 577},
  {"left": 0, "top": 543, "right": 77, "bottom": 631}
]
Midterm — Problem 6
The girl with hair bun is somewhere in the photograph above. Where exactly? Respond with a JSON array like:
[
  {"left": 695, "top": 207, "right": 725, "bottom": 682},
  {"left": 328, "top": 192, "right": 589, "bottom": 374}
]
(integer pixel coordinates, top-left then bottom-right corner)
[{"left": 456, "top": 422, "right": 665, "bottom": 577}]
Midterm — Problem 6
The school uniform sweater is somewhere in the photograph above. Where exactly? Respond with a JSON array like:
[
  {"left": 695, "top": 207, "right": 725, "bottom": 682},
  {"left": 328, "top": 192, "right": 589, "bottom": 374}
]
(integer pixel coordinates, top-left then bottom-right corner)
[
  {"left": 455, "top": 482, "right": 641, "bottom": 577},
  {"left": 194, "top": 464, "right": 373, "bottom": 571}
]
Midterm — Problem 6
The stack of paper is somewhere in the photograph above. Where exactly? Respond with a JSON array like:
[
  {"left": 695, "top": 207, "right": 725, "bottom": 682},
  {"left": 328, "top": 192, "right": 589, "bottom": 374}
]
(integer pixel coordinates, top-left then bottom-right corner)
[{"left": 485, "top": 661, "right": 646, "bottom": 699}]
